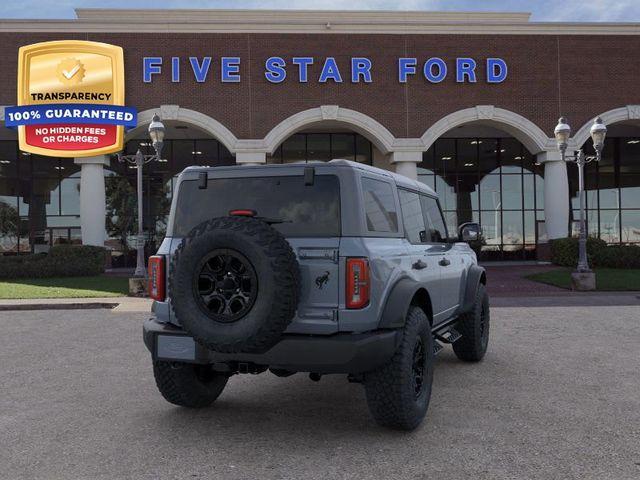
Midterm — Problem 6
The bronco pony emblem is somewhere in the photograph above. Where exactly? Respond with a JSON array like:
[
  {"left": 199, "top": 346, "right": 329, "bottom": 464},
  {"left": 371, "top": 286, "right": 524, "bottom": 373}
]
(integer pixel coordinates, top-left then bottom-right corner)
[{"left": 315, "top": 271, "right": 330, "bottom": 289}]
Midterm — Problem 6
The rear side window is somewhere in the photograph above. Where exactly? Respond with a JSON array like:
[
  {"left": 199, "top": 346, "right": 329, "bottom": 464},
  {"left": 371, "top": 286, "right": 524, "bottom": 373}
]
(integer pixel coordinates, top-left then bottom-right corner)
[
  {"left": 361, "top": 177, "right": 398, "bottom": 233},
  {"left": 420, "top": 195, "right": 448, "bottom": 243},
  {"left": 173, "top": 175, "right": 340, "bottom": 237},
  {"left": 399, "top": 189, "right": 427, "bottom": 244}
]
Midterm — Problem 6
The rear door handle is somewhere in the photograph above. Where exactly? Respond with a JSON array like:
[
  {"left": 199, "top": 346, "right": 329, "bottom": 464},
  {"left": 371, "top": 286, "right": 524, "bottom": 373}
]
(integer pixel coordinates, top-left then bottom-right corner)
[
  {"left": 412, "top": 260, "right": 427, "bottom": 270},
  {"left": 439, "top": 257, "right": 451, "bottom": 267}
]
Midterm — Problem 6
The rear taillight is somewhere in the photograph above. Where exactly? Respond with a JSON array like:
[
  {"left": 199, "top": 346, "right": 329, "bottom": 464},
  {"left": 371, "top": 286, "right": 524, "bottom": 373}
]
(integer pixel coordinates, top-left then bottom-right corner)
[
  {"left": 148, "top": 255, "right": 165, "bottom": 301},
  {"left": 229, "top": 209, "right": 256, "bottom": 217},
  {"left": 346, "top": 257, "right": 370, "bottom": 309}
]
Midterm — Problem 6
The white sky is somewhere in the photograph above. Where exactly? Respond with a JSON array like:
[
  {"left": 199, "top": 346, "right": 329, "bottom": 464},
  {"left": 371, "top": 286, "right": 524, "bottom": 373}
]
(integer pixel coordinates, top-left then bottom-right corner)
[{"left": 0, "top": 0, "right": 639, "bottom": 22}]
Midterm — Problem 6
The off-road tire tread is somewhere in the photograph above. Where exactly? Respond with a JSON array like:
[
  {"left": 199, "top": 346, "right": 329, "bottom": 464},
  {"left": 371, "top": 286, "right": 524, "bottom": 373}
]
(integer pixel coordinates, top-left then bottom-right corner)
[
  {"left": 153, "top": 361, "right": 228, "bottom": 408},
  {"left": 169, "top": 216, "right": 300, "bottom": 353},
  {"left": 452, "top": 283, "right": 490, "bottom": 362},
  {"left": 364, "top": 306, "right": 433, "bottom": 430}
]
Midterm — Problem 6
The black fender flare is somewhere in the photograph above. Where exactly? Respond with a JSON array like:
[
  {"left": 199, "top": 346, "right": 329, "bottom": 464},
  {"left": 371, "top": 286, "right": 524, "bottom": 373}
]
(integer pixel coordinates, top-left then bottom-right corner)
[
  {"left": 378, "top": 278, "right": 428, "bottom": 329},
  {"left": 459, "top": 265, "right": 486, "bottom": 314}
]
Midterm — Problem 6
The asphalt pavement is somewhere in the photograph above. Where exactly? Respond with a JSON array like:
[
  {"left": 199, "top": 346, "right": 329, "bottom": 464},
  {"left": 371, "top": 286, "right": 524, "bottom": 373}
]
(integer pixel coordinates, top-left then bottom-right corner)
[{"left": 1, "top": 304, "right": 639, "bottom": 479}]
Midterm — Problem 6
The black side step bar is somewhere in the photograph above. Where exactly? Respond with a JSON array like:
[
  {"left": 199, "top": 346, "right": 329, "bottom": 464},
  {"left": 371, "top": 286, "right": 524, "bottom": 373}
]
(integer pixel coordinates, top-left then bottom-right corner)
[{"left": 432, "top": 321, "right": 462, "bottom": 355}]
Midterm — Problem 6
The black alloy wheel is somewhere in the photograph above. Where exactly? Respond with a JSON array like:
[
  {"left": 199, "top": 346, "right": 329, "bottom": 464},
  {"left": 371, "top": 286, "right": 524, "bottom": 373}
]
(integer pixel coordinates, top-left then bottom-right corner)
[{"left": 194, "top": 249, "right": 258, "bottom": 323}]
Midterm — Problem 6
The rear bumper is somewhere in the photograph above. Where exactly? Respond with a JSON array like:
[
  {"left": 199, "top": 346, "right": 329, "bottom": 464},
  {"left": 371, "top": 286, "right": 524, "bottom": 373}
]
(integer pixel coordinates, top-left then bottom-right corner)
[{"left": 143, "top": 318, "right": 400, "bottom": 374}]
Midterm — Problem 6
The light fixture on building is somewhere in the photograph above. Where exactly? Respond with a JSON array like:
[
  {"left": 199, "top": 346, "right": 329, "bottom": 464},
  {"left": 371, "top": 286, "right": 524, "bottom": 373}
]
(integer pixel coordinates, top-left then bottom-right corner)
[
  {"left": 441, "top": 156, "right": 452, "bottom": 160},
  {"left": 552, "top": 116, "right": 607, "bottom": 284},
  {"left": 192, "top": 151, "right": 203, "bottom": 155},
  {"left": 470, "top": 140, "right": 483, "bottom": 144},
  {"left": 464, "top": 163, "right": 474, "bottom": 167},
  {"left": 0, "top": 160, "right": 10, "bottom": 164},
  {"left": 514, "top": 156, "right": 523, "bottom": 160},
  {"left": 54, "top": 166, "right": 65, "bottom": 170},
  {"left": 627, "top": 139, "right": 640, "bottom": 144},
  {"left": 117, "top": 113, "right": 166, "bottom": 278}
]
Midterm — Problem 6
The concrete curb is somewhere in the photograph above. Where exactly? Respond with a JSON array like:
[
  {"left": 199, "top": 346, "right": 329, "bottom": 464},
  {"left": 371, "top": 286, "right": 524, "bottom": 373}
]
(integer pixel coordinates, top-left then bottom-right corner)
[{"left": 0, "top": 302, "right": 119, "bottom": 311}]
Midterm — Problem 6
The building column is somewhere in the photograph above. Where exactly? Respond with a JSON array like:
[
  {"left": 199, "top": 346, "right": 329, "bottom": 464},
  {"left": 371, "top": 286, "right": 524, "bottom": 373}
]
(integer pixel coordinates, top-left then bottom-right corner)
[
  {"left": 391, "top": 151, "right": 422, "bottom": 180},
  {"left": 538, "top": 151, "right": 569, "bottom": 239},
  {"left": 236, "top": 151, "right": 266, "bottom": 165},
  {"left": 74, "top": 155, "right": 109, "bottom": 246}
]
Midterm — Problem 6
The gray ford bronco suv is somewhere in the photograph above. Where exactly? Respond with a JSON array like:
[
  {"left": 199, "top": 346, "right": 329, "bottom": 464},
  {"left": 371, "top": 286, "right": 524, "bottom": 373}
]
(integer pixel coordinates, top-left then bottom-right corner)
[{"left": 144, "top": 159, "right": 489, "bottom": 430}]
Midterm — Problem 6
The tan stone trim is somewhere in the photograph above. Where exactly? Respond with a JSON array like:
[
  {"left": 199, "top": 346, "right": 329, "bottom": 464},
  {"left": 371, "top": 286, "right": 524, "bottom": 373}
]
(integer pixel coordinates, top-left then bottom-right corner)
[{"left": 0, "top": 9, "right": 639, "bottom": 35}]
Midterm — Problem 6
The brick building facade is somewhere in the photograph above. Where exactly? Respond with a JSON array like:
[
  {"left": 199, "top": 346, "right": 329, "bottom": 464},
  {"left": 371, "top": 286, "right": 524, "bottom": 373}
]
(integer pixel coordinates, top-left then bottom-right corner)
[{"left": 0, "top": 9, "right": 639, "bottom": 261}]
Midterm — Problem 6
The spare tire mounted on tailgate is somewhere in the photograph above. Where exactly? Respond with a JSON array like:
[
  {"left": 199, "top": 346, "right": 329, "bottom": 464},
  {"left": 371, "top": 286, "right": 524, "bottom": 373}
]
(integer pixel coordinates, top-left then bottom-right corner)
[{"left": 169, "top": 216, "right": 300, "bottom": 353}]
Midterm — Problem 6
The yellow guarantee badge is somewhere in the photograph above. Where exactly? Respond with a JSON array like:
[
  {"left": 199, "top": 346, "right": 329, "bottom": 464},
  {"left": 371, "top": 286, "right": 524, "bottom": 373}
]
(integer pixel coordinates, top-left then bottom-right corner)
[{"left": 5, "top": 40, "right": 136, "bottom": 158}]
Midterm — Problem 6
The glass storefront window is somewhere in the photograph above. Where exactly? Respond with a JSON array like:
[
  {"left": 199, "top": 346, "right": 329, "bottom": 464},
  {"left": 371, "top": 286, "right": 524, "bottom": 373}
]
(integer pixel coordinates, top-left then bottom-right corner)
[
  {"left": 355, "top": 134, "right": 371, "bottom": 164},
  {"left": 524, "top": 210, "right": 536, "bottom": 245},
  {"left": 60, "top": 177, "right": 80, "bottom": 215},
  {"left": 500, "top": 138, "right": 523, "bottom": 174},
  {"left": 436, "top": 175, "right": 457, "bottom": 212},
  {"left": 332, "top": 133, "right": 355, "bottom": 161},
  {"left": 480, "top": 210, "right": 501, "bottom": 246},
  {"left": 0, "top": 141, "right": 18, "bottom": 177},
  {"left": 479, "top": 175, "right": 501, "bottom": 211},
  {"left": 307, "top": 134, "right": 331, "bottom": 162},
  {"left": 502, "top": 210, "right": 523, "bottom": 248},
  {"left": 434, "top": 139, "right": 455, "bottom": 175},
  {"left": 282, "top": 134, "right": 306, "bottom": 163},
  {"left": 621, "top": 210, "right": 640, "bottom": 243},
  {"left": 420, "top": 136, "right": 549, "bottom": 259},
  {"left": 478, "top": 139, "right": 499, "bottom": 174},
  {"left": 599, "top": 210, "right": 620, "bottom": 243},
  {"left": 455, "top": 175, "right": 479, "bottom": 211},
  {"left": 456, "top": 138, "right": 477, "bottom": 172},
  {"left": 621, "top": 174, "right": 640, "bottom": 209},
  {"left": 501, "top": 175, "right": 523, "bottom": 210}
]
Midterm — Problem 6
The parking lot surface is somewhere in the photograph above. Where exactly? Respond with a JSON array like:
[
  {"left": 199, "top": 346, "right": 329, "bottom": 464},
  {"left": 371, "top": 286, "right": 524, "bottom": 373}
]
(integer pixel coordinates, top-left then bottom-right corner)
[{"left": 1, "top": 305, "right": 639, "bottom": 480}]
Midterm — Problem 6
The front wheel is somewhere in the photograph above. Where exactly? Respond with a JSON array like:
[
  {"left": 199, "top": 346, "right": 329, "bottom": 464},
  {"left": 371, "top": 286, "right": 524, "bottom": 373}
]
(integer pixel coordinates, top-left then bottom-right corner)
[
  {"left": 363, "top": 306, "right": 434, "bottom": 431},
  {"left": 153, "top": 361, "right": 229, "bottom": 408}
]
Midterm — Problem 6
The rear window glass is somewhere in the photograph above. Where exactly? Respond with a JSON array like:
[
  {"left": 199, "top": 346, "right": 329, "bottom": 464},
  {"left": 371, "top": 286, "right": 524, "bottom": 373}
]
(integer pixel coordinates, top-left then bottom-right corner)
[
  {"left": 173, "top": 175, "right": 341, "bottom": 237},
  {"left": 361, "top": 177, "right": 398, "bottom": 233}
]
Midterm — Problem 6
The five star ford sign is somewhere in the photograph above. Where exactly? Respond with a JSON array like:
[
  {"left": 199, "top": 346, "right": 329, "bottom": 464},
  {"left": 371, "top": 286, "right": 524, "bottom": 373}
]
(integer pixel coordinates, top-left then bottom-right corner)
[{"left": 5, "top": 40, "right": 137, "bottom": 157}]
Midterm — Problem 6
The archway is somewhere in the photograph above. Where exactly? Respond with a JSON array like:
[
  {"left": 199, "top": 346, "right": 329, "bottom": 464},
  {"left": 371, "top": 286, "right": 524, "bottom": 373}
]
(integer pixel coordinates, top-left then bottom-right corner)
[
  {"left": 130, "top": 106, "right": 239, "bottom": 153},
  {"left": 418, "top": 114, "right": 550, "bottom": 261},
  {"left": 264, "top": 106, "right": 395, "bottom": 156},
  {"left": 569, "top": 108, "right": 640, "bottom": 246},
  {"left": 107, "top": 108, "right": 238, "bottom": 267},
  {"left": 421, "top": 106, "right": 552, "bottom": 155},
  {"left": 261, "top": 106, "right": 397, "bottom": 171}
]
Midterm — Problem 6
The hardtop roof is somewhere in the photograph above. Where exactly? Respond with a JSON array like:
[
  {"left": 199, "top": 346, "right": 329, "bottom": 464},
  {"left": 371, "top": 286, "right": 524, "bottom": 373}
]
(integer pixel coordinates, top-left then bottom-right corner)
[{"left": 182, "top": 159, "right": 437, "bottom": 197}]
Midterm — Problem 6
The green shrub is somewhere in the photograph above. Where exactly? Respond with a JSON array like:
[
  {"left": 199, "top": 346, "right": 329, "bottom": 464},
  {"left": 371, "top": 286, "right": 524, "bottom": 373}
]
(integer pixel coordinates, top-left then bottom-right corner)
[
  {"left": 0, "top": 245, "right": 106, "bottom": 279},
  {"left": 550, "top": 237, "right": 640, "bottom": 269},
  {"left": 593, "top": 244, "right": 640, "bottom": 269}
]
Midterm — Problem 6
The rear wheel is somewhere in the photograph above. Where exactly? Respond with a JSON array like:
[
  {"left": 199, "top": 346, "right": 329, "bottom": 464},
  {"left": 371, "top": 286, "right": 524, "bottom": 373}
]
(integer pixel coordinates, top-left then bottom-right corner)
[
  {"left": 153, "top": 361, "right": 228, "bottom": 408},
  {"left": 363, "top": 306, "right": 434, "bottom": 431},
  {"left": 453, "top": 283, "right": 490, "bottom": 362}
]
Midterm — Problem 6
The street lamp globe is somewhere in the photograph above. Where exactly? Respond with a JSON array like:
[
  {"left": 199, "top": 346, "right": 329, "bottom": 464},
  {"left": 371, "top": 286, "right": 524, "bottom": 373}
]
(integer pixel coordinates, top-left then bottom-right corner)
[
  {"left": 148, "top": 113, "right": 165, "bottom": 156},
  {"left": 590, "top": 116, "right": 607, "bottom": 154},
  {"left": 554, "top": 117, "right": 571, "bottom": 153}
]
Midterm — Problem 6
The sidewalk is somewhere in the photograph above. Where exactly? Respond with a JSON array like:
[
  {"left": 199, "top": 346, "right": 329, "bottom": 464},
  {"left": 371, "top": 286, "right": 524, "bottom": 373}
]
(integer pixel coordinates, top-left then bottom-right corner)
[
  {"left": 1, "top": 266, "right": 638, "bottom": 311},
  {"left": 483, "top": 264, "right": 568, "bottom": 297},
  {"left": 0, "top": 296, "right": 152, "bottom": 313}
]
